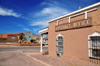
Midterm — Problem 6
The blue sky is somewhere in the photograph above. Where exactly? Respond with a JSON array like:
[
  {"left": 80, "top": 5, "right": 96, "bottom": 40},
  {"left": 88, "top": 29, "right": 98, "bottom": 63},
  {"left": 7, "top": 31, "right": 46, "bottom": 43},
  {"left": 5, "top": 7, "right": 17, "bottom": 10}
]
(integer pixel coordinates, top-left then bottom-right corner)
[{"left": 0, "top": 0, "right": 100, "bottom": 35}]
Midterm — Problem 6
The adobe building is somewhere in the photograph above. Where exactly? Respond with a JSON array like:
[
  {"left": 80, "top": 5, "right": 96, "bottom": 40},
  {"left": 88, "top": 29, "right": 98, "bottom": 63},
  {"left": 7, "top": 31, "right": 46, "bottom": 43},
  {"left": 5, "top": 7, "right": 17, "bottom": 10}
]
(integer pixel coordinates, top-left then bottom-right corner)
[
  {"left": 0, "top": 33, "right": 25, "bottom": 43},
  {"left": 24, "top": 31, "right": 40, "bottom": 43},
  {"left": 0, "top": 34, "right": 7, "bottom": 43},
  {"left": 39, "top": 2, "right": 100, "bottom": 63}
]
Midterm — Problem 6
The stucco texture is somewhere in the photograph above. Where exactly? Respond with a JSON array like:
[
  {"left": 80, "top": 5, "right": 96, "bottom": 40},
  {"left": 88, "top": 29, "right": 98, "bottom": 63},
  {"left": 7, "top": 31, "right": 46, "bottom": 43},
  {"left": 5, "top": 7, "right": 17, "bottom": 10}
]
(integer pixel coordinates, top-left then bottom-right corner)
[{"left": 48, "top": 8, "right": 100, "bottom": 62}]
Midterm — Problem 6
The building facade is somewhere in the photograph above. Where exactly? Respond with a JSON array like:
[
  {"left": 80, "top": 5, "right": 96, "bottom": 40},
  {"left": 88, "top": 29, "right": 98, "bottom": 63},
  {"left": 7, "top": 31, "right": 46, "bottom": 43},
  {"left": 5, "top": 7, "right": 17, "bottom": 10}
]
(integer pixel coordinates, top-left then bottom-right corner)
[
  {"left": 0, "top": 33, "right": 25, "bottom": 43},
  {"left": 24, "top": 31, "right": 40, "bottom": 43},
  {"left": 0, "top": 34, "right": 7, "bottom": 43},
  {"left": 39, "top": 2, "right": 100, "bottom": 62}
]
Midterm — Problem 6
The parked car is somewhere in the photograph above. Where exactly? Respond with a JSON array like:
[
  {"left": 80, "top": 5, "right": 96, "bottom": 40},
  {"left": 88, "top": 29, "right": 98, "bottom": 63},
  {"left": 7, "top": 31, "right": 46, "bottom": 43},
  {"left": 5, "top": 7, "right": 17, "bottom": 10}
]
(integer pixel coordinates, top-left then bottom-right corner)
[{"left": 43, "top": 42, "right": 48, "bottom": 45}]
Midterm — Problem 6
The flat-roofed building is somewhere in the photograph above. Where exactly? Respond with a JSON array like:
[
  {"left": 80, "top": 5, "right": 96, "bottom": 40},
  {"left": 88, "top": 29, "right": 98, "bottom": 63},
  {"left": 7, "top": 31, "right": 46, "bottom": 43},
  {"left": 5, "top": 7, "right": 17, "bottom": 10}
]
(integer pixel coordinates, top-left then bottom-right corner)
[
  {"left": 0, "top": 33, "right": 25, "bottom": 43},
  {"left": 39, "top": 2, "right": 100, "bottom": 63}
]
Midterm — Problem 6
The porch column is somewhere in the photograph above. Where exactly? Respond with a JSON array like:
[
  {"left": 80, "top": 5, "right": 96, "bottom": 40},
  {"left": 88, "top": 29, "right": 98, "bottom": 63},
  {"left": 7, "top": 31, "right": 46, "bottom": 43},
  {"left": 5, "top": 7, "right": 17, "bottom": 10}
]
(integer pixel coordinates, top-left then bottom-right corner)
[{"left": 40, "top": 34, "right": 43, "bottom": 52}]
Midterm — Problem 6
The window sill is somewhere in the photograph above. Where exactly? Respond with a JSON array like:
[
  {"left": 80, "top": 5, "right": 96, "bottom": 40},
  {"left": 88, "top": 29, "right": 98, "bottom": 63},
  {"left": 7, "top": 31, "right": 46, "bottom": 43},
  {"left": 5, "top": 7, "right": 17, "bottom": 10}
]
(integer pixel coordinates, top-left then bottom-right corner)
[
  {"left": 92, "top": 47, "right": 100, "bottom": 49},
  {"left": 89, "top": 56, "right": 100, "bottom": 60}
]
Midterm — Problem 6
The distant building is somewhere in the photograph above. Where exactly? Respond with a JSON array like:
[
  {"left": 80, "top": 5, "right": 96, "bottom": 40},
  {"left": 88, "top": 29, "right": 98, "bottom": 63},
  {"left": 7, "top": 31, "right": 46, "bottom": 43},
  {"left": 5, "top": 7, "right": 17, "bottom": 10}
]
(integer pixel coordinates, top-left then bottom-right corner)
[
  {"left": 0, "top": 33, "right": 25, "bottom": 43},
  {"left": 0, "top": 34, "right": 7, "bottom": 43},
  {"left": 42, "top": 36, "right": 48, "bottom": 45},
  {"left": 24, "top": 31, "right": 40, "bottom": 38},
  {"left": 24, "top": 31, "right": 40, "bottom": 43},
  {"left": 0, "top": 31, "right": 40, "bottom": 43}
]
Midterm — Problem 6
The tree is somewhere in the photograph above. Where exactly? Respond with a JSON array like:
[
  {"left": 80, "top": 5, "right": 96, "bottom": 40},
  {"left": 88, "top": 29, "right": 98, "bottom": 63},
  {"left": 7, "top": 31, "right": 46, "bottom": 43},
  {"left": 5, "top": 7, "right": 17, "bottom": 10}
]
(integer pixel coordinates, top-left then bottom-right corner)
[{"left": 20, "top": 35, "right": 23, "bottom": 40}]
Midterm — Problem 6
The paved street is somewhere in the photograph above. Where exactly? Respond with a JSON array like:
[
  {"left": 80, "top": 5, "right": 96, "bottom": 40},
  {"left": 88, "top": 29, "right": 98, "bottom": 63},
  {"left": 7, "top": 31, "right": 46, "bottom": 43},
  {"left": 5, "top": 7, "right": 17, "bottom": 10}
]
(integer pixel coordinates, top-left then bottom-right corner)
[
  {"left": 0, "top": 47, "right": 100, "bottom": 66},
  {"left": 0, "top": 51, "right": 45, "bottom": 66},
  {"left": 0, "top": 46, "right": 48, "bottom": 51},
  {"left": 0, "top": 46, "right": 49, "bottom": 66}
]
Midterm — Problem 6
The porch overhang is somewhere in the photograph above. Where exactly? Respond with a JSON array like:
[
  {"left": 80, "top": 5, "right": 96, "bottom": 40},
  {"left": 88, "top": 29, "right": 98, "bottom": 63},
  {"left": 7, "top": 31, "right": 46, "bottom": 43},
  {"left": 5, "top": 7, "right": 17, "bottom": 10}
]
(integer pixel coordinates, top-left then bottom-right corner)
[
  {"left": 39, "top": 27, "right": 48, "bottom": 52},
  {"left": 39, "top": 27, "right": 48, "bottom": 34}
]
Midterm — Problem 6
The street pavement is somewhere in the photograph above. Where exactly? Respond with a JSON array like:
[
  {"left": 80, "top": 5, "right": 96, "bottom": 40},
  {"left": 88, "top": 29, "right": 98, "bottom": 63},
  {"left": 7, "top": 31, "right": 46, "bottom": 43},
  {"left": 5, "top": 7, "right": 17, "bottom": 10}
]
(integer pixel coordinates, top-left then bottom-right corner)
[
  {"left": 0, "top": 47, "right": 100, "bottom": 66},
  {"left": 0, "top": 46, "right": 48, "bottom": 51},
  {"left": 0, "top": 46, "right": 49, "bottom": 66},
  {"left": 0, "top": 51, "right": 45, "bottom": 66}
]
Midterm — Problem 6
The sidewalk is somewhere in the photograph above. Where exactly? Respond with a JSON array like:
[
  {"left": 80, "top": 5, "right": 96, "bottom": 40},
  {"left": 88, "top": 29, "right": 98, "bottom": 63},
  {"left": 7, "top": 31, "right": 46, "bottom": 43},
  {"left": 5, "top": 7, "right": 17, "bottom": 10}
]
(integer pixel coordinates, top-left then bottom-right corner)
[
  {"left": 13, "top": 44, "right": 48, "bottom": 47},
  {"left": 30, "top": 55, "right": 100, "bottom": 66}
]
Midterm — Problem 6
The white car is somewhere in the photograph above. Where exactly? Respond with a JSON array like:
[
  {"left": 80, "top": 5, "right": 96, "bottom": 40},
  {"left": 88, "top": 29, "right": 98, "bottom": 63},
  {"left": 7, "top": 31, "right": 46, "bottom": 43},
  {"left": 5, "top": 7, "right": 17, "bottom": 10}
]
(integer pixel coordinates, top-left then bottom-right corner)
[{"left": 43, "top": 42, "right": 48, "bottom": 45}]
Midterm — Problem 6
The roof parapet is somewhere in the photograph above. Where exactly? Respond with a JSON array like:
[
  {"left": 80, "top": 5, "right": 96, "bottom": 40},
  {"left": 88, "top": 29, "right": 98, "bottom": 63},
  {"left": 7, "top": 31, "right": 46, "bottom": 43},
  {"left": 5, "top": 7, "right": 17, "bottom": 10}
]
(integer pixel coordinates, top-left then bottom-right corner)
[{"left": 48, "top": 2, "right": 100, "bottom": 23}]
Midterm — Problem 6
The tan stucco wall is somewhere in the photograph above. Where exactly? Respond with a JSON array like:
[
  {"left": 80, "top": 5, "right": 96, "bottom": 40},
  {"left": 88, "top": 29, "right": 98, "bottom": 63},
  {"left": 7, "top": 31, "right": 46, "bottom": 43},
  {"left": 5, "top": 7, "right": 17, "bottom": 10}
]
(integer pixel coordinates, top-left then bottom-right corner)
[
  {"left": 48, "top": 8, "right": 100, "bottom": 61},
  {"left": 7, "top": 34, "right": 24, "bottom": 42},
  {"left": 59, "top": 18, "right": 69, "bottom": 25},
  {"left": 71, "top": 14, "right": 85, "bottom": 22}
]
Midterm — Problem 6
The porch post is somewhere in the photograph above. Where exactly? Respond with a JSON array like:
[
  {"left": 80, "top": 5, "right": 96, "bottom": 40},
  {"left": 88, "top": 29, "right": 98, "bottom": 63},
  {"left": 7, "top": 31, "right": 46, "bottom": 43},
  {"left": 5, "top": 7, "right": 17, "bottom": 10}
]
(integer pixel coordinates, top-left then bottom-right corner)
[{"left": 40, "top": 34, "right": 43, "bottom": 52}]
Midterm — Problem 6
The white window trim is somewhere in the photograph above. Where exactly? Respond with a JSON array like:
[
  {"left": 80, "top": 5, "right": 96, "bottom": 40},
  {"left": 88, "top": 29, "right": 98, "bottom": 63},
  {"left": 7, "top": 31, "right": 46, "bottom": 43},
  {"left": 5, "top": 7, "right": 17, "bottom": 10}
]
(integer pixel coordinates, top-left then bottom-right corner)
[
  {"left": 88, "top": 35, "right": 92, "bottom": 57},
  {"left": 88, "top": 32, "right": 100, "bottom": 58},
  {"left": 56, "top": 34, "right": 63, "bottom": 39}
]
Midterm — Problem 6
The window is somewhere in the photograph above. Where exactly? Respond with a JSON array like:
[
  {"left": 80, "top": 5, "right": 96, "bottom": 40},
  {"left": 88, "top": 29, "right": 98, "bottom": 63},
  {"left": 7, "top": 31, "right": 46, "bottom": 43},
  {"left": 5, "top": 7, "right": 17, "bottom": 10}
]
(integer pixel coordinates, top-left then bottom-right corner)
[
  {"left": 12, "top": 37, "right": 15, "bottom": 39},
  {"left": 88, "top": 32, "right": 100, "bottom": 58},
  {"left": 92, "top": 49, "right": 100, "bottom": 57},
  {"left": 91, "top": 37, "right": 100, "bottom": 47},
  {"left": 91, "top": 37, "right": 100, "bottom": 57},
  {"left": 56, "top": 34, "right": 63, "bottom": 56}
]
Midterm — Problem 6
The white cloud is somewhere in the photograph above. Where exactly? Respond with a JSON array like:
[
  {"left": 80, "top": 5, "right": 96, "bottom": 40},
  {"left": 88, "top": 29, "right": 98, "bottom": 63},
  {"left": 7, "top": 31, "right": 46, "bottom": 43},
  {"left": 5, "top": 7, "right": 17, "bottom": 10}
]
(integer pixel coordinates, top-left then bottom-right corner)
[
  {"left": 0, "top": 7, "right": 22, "bottom": 17},
  {"left": 30, "top": 20, "right": 48, "bottom": 27},
  {"left": 29, "top": 1, "right": 70, "bottom": 28},
  {"left": 21, "top": 16, "right": 28, "bottom": 19},
  {"left": 33, "top": 28, "right": 39, "bottom": 31},
  {"left": 23, "top": 28, "right": 30, "bottom": 31},
  {"left": 36, "top": 7, "right": 69, "bottom": 18},
  {"left": 42, "top": 7, "right": 68, "bottom": 18},
  {"left": 30, "top": 7, "right": 69, "bottom": 27}
]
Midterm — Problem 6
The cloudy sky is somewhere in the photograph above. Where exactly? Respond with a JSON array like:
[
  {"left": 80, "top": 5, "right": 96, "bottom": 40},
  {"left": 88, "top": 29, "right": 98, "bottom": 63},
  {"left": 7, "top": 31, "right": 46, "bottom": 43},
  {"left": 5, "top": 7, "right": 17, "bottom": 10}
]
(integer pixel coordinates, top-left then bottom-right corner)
[{"left": 0, "top": 0, "right": 99, "bottom": 35}]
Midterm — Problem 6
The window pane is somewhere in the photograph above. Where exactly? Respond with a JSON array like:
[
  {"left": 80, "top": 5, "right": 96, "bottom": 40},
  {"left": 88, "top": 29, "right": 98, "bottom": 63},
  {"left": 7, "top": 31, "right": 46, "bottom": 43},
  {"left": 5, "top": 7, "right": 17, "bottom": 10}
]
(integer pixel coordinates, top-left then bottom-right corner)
[
  {"left": 92, "top": 49, "right": 100, "bottom": 57},
  {"left": 91, "top": 37, "right": 99, "bottom": 47},
  {"left": 91, "top": 37, "right": 100, "bottom": 57},
  {"left": 97, "top": 37, "right": 100, "bottom": 47},
  {"left": 57, "top": 36, "right": 63, "bottom": 53}
]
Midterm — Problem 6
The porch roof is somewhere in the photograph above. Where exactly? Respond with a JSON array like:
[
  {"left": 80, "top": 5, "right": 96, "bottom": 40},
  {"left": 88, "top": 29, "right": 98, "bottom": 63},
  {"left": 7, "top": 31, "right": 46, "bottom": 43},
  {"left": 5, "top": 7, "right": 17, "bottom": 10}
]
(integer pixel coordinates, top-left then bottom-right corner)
[{"left": 39, "top": 27, "right": 48, "bottom": 34}]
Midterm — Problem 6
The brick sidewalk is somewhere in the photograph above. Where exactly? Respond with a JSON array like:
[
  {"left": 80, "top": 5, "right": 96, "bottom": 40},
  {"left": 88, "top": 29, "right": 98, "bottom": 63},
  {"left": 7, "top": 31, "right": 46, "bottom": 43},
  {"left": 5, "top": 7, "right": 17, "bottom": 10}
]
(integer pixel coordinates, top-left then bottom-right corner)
[{"left": 30, "top": 55, "right": 100, "bottom": 66}]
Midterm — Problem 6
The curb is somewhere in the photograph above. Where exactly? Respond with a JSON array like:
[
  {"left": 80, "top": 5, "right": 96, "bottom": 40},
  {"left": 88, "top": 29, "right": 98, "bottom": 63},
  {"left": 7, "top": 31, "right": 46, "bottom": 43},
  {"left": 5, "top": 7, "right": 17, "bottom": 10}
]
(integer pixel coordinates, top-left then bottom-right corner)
[
  {"left": 26, "top": 55, "right": 52, "bottom": 66},
  {"left": 12, "top": 46, "right": 48, "bottom": 47}
]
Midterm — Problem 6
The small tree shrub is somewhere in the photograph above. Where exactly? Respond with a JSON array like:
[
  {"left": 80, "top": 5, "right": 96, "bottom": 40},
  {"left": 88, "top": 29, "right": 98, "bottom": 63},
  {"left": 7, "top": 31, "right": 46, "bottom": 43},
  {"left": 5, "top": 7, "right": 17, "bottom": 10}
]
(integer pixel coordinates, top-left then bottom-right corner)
[{"left": 18, "top": 40, "right": 22, "bottom": 44}]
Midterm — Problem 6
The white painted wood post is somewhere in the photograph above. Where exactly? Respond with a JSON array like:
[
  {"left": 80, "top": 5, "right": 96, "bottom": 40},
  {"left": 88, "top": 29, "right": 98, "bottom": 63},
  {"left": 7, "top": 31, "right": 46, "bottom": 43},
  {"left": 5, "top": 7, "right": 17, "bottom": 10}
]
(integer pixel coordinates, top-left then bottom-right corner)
[
  {"left": 69, "top": 17, "right": 70, "bottom": 23},
  {"left": 40, "top": 34, "right": 43, "bottom": 52},
  {"left": 57, "top": 20, "right": 59, "bottom": 26},
  {"left": 85, "top": 11, "right": 87, "bottom": 19}
]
